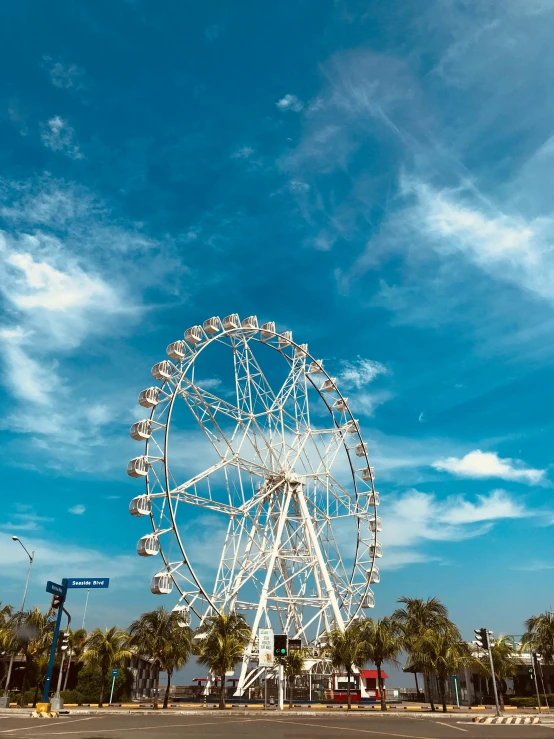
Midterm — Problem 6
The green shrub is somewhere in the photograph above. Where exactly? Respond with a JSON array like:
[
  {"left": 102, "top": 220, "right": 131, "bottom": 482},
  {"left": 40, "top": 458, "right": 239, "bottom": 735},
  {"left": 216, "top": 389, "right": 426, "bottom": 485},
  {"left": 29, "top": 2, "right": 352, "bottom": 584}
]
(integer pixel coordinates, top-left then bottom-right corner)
[
  {"left": 17, "top": 689, "right": 36, "bottom": 707},
  {"left": 509, "top": 694, "right": 554, "bottom": 707},
  {"left": 60, "top": 690, "right": 84, "bottom": 705},
  {"left": 75, "top": 664, "right": 133, "bottom": 704}
]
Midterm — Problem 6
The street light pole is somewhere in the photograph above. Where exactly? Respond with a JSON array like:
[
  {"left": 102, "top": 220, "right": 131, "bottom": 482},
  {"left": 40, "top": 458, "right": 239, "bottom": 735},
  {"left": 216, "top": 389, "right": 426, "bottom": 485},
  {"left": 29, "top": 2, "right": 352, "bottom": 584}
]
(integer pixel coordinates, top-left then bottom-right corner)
[
  {"left": 486, "top": 635, "right": 501, "bottom": 717},
  {"left": 12, "top": 537, "right": 34, "bottom": 611},
  {"left": 3, "top": 537, "right": 34, "bottom": 701}
]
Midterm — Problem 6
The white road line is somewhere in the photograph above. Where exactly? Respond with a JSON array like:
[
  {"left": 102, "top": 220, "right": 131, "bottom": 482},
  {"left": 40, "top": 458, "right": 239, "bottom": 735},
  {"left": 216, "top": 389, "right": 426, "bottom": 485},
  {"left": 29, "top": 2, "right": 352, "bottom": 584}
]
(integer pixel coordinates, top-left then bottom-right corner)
[
  {"left": 264, "top": 717, "right": 435, "bottom": 738},
  {"left": 7, "top": 717, "right": 259, "bottom": 736},
  {"left": 0, "top": 717, "right": 100, "bottom": 734},
  {"left": 432, "top": 721, "right": 467, "bottom": 732}
]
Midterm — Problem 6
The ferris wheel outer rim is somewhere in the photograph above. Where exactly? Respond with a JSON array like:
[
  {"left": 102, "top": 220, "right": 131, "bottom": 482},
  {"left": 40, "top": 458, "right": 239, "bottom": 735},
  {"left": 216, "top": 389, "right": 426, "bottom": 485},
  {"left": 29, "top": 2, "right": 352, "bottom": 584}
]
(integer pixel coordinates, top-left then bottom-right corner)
[{"left": 138, "top": 321, "right": 378, "bottom": 625}]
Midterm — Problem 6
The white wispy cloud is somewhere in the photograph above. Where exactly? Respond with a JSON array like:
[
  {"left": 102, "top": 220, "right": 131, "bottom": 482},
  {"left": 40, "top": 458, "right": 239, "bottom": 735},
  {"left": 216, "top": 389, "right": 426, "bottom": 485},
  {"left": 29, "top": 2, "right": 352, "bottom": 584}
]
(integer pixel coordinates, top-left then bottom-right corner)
[
  {"left": 380, "top": 488, "right": 528, "bottom": 569},
  {"left": 514, "top": 560, "right": 554, "bottom": 572},
  {"left": 400, "top": 177, "right": 554, "bottom": 306},
  {"left": 41, "top": 116, "right": 83, "bottom": 160},
  {"left": 0, "top": 176, "right": 184, "bottom": 474},
  {"left": 340, "top": 358, "right": 388, "bottom": 389},
  {"left": 68, "top": 504, "right": 86, "bottom": 515},
  {"left": 43, "top": 58, "right": 86, "bottom": 90},
  {"left": 276, "top": 94, "right": 303, "bottom": 112},
  {"left": 432, "top": 449, "right": 545, "bottom": 484},
  {"left": 0, "top": 532, "right": 140, "bottom": 589},
  {"left": 337, "top": 357, "right": 390, "bottom": 417},
  {"left": 231, "top": 146, "right": 254, "bottom": 160},
  {"left": 4, "top": 512, "right": 54, "bottom": 532}
]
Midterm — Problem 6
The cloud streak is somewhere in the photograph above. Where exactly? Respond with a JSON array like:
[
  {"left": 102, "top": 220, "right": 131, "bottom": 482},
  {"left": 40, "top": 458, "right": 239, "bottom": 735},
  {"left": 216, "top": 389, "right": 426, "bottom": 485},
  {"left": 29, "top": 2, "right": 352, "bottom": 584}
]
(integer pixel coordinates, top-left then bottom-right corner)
[
  {"left": 41, "top": 116, "right": 83, "bottom": 160},
  {"left": 380, "top": 488, "right": 528, "bottom": 569},
  {"left": 433, "top": 449, "right": 545, "bottom": 484}
]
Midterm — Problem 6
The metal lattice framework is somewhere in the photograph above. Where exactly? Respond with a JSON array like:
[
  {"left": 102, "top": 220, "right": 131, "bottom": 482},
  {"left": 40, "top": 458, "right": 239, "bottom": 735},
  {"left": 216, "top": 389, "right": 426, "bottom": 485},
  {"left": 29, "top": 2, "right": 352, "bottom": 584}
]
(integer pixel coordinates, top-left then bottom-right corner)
[{"left": 127, "top": 314, "right": 381, "bottom": 695}]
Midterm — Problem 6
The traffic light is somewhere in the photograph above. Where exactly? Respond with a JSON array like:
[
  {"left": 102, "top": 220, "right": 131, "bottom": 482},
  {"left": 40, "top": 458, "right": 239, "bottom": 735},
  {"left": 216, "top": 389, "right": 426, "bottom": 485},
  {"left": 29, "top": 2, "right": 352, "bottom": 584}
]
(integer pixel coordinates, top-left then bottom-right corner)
[
  {"left": 60, "top": 632, "right": 70, "bottom": 651},
  {"left": 51, "top": 594, "right": 65, "bottom": 610},
  {"left": 474, "top": 628, "right": 489, "bottom": 650},
  {"left": 274, "top": 634, "right": 287, "bottom": 657},
  {"left": 529, "top": 666, "right": 535, "bottom": 680},
  {"left": 288, "top": 639, "right": 302, "bottom": 652}
]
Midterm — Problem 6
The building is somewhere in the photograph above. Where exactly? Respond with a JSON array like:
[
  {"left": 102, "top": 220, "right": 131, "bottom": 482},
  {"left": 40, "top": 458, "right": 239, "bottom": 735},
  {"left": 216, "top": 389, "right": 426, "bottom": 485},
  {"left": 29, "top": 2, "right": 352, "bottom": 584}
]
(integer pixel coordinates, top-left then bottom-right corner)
[
  {"left": 422, "top": 651, "right": 554, "bottom": 707},
  {"left": 125, "top": 655, "right": 157, "bottom": 699},
  {"left": 331, "top": 669, "right": 388, "bottom": 702}
]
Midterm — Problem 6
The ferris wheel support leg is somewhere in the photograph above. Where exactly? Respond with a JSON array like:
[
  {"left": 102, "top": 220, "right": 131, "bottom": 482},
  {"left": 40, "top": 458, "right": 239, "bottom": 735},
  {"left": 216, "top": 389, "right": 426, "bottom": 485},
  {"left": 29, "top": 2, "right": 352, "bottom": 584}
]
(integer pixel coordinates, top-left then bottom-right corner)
[
  {"left": 235, "top": 484, "right": 294, "bottom": 696},
  {"left": 295, "top": 483, "right": 345, "bottom": 631}
]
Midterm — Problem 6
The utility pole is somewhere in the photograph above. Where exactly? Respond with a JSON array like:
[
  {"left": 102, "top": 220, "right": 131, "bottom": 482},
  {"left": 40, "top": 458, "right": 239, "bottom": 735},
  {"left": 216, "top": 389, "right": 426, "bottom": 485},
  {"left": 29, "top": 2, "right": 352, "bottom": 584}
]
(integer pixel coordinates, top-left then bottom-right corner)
[
  {"left": 537, "top": 653, "right": 550, "bottom": 713},
  {"left": 474, "top": 627, "right": 500, "bottom": 717},
  {"left": 278, "top": 662, "right": 284, "bottom": 710},
  {"left": 531, "top": 653, "right": 542, "bottom": 713}
]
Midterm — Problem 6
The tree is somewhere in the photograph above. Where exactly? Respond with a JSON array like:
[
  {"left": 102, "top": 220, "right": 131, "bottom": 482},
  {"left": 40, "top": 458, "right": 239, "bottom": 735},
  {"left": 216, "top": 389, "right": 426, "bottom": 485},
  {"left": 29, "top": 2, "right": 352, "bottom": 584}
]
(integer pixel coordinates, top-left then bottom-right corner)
[
  {"left": 83, "top": 627, "right": 132, "bottom": 707},
  {"left": 325, "top": 622, "right": 366, "bottom": 710},
  {"left": 282, "top": 650, "right": 305, "bottom": 709},
  {"left": 409, "top": 628, "right": 469, "bottom": 712},
  {"left": 523, "top": 611, "right": 554, "bottom": 663},
  {"left": 10, "top": 607, "right": 55, "bottom": 705},
  {"left": 75, "top": 663, "right": 133, "bottom": 704},
  {"left": 0, "top": 603, "right": 14, "bottom": 693},
  {"left": 358, "top": 617, "right": 402, "bottom": 711},
  {"left": 194, "top": 611, "right": 251, "bottom": 709},
  {"left": 128, "top": 606, "right": 192, "bottom": 709},
  {"left": 474, "top": 635, "right": 522, "bottom": 710},
  {"left": 392, "top": 596, "right": 450, "bottom": 701}
]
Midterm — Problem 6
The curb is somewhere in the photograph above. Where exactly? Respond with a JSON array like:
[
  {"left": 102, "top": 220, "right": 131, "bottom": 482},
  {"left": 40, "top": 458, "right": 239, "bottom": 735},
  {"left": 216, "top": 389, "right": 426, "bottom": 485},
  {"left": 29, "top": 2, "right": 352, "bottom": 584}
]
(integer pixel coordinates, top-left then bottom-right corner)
[
  {"left": 0, "top": 709, "right": 546, "bottom": 720},
  {"left": 474, "top": 717, "right": 540, "bottom": 725}
]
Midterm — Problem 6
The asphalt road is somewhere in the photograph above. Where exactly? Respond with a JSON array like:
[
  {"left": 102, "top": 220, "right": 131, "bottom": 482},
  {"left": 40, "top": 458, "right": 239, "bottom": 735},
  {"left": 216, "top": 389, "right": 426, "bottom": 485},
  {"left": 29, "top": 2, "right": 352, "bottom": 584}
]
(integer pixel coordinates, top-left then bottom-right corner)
[{"left": 0, "top": 715, "right": 551, "bottom": 739}]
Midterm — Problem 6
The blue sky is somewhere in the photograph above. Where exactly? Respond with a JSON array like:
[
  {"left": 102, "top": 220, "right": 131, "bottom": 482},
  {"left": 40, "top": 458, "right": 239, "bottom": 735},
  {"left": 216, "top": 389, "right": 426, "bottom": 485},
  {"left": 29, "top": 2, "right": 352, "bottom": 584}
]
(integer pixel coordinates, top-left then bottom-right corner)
[{"left": 2, "top": 0, "right": 554, "bottom": 681}]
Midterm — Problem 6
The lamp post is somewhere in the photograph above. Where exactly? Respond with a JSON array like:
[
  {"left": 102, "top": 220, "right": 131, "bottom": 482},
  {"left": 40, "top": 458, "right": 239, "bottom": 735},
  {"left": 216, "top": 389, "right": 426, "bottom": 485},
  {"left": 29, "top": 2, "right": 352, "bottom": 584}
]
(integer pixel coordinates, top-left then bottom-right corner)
[
  {"left": 12, "top": 537, "right": 34, "bottom": 611},
  {"left": 2, "top": 537, "right": 35, "bottom": 705}
]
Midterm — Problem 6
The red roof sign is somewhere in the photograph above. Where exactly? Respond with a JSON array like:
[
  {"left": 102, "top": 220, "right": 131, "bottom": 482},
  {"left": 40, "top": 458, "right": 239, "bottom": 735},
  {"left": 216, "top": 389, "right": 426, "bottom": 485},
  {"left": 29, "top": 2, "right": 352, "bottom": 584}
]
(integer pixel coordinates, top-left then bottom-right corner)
[{"left": 360, "top": 669, "right": 388, "bottom": 679}]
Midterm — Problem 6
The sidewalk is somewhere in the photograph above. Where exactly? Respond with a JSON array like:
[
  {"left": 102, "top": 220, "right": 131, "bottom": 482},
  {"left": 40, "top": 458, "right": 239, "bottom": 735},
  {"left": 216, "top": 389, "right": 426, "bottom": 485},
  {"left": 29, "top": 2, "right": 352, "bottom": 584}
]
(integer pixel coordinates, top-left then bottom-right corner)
[{"left": 0, "top": 703, "right": 551, "bottom": 719}]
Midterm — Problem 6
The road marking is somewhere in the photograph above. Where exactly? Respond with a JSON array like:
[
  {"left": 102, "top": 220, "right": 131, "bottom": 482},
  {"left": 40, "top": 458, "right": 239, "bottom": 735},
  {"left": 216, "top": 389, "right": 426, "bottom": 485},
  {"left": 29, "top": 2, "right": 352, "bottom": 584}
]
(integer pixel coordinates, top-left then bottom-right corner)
[
  {"left": 432, "top": 721, "right": 467, "bottom": 732},
  {"left": 264, "top": 717, "right": 435, "bottom": 738},
  {"left": 0, "top": 717, "right": 100, "bottom": 734},
  {"left": 2, "top": 717, "right": 259, "bottom": 736}
]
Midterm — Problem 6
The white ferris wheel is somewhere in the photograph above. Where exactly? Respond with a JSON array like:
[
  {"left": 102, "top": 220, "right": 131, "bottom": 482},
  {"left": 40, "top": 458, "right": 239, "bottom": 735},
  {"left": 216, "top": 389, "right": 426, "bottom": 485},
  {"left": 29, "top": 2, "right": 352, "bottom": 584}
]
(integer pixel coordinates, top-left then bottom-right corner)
[{"left": 127, "top": 314, "right": 381, "bottom": 694}]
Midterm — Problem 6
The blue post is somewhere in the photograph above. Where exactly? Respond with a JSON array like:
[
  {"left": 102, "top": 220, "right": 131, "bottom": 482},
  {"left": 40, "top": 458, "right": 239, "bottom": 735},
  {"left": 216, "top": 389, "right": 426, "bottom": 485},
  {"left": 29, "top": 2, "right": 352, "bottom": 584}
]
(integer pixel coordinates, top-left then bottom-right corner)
[{"left": 42, "top": 579, "right": 67, "bottom": 703}]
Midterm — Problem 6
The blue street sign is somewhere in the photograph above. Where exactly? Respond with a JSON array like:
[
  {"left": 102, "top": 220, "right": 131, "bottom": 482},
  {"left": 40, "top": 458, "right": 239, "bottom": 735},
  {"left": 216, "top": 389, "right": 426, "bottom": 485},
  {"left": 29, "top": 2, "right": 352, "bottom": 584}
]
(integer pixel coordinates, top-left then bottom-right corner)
[
  {"left": 112, "top": 668, "right": 119, "bottom": 677},
  {"left": 66, "top": 578, "right": 110, "bottom": 589},
  {"left": 43, "top": 579, "right": 68, "bottom": 702},
  {"left": 46, "top": 580, "right": 66, "bottom": 596}
]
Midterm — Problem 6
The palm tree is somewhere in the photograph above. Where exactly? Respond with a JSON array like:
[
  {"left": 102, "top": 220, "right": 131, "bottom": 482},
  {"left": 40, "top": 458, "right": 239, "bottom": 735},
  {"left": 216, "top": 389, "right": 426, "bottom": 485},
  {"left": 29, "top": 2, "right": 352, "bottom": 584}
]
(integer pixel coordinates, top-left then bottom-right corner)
[
  {"left": 282, "top": 650, "right": 305, "bottom": 709},
  {"left": 62, "top": 628, "right": 88, "bottom": 692},
  {"left": 194, "top": 611, "right": 251, "bottom": 709},
  {"left": 325, "top": 622, "right": 366, "bottom": 710},
  {"left": 83, "top": 627, "right": 132, "bottom": 707},
  {"left": 474, "top": 635, "right": 522, "bottom": 710},
  {"left": 128, "top": 606, "right": 192, "bottom": 709},
  {"left": 523, "top": 611, "right": 554, "bottom": 663},
  {"left": 358, "top": 617, "right": 402, "bottom": 711},
  {"left": 409, "top": 628, "right": 469, "bottom": 712},
  {"left": 392, "top": 596, "right": 450, "bottom": 701},
  {"left": 0, "top": 603, "right": 14, "bottom": 693},
  {"left": 10, "top": 607, "right": 55, "bottom": 705}
]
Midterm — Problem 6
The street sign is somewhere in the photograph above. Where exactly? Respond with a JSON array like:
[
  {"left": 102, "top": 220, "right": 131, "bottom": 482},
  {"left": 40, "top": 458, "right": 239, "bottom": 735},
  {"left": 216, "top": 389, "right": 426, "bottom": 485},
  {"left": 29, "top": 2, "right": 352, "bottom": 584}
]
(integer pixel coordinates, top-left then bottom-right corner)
[
  {"left": 46, "top": 581, "right": 66, "bottom": 596},
  {"left": 66, "top": 578, "right": 110, "bottom": 588},
  {"left": 112, "top": 668, "right": 119, "bottom": 677},
  {"left": 258, "top": 628, "right": 274, "bottom": 666}
]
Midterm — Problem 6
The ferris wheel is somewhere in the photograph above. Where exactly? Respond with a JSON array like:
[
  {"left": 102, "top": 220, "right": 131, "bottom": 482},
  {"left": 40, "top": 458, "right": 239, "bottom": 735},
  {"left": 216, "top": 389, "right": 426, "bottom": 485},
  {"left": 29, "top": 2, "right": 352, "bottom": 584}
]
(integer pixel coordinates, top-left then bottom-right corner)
[{"left": 127, "top": 314, "right": 381, "bottom": 694}]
